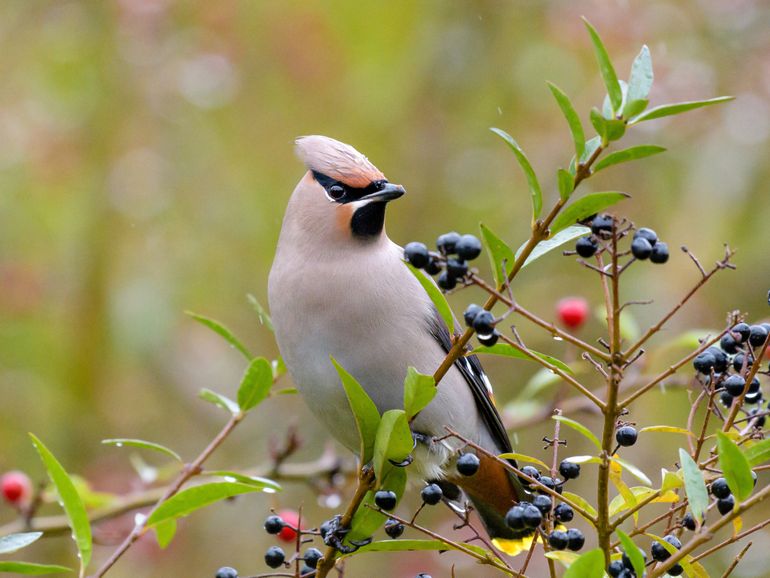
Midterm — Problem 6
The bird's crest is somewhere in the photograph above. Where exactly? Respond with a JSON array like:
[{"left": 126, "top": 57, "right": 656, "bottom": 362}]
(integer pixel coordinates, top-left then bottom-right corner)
[{"left": 295, "top": 135, "right": 385, "bottom": 188}]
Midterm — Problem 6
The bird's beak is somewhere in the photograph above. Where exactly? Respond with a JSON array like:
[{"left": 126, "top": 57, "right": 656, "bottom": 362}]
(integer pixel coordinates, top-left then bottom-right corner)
[{"left": 358, "top": 183, "right": 406, "bottom": 203}]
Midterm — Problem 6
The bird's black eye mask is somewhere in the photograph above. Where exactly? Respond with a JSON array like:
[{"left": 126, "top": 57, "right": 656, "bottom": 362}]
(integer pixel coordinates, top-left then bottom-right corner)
[{"left": 312, "top": 171, "right": 388, "bottom": 204}]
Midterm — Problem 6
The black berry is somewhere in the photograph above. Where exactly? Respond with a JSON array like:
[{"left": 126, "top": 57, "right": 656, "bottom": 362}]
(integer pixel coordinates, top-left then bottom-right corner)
[
  {"left": 717, "top": 494, "right": 735, "bottom": 515},
  {"left": 749, "top": 377, "right": 761, "bottom": 394},
  {"left": 681, "top": 512, "right": 696, "bottom": 531},
  {"left": 425, "top": 257, "right": 442, "bottom": 275},
  {"left": 733, "top": 323, "right": 751, "bottom": 343},
  {"left": 319, "top": 519, "right": 333, "bottom": 539},
  {"left": 575, "top": 236, "right": 599, "bottom": 258},
  {"left": 437, "top": 232, "right": 461, "bottom": 255},
  {"left": 591, "top": 214, "right": 614, "bottom": 235},
  {"left": 265, "top": 547, "right": 285, "bottom": 569},
  {"left": 437, "top": 271, "right": 456, "bottom": 291},
  {"left": 300, "top": 566, "right": 315, "bottom": 576},
  {"left": 264, "top": 515, "right": 284, "bottom": 535},
  {"left": 404, "top": 242, "right": 430, "bottom": 269},
  {"left": 566, "top": 528, "right": 585, "bottom": 551},
  {"left": 669, "top": 563, "right": 684, "bottom": 576},
  {"left": 456, "top": 453, "right": 480, "bottom": 476},
  {"left": 521, "top": 466, "right": 540, "bottom": 480},
  {"left": 724, "top": 375, "right": 746, "bottom": 397},
  {"left": 744, "top": 391, "right": 762, "bottom": 404},
  {"left": 720, "top": 332, "right": 739, "bottom": 354},
  {"left": 749, "top": 325, "right": 769, "bottom": 348},
  {"left": 749, "top": 408, "right": 766, "bottom": 428},
  {"left": 548, "top": 530, "right": 568, "bottom": 550},
  {"left": 463, "top": 304, "right": 483, "bottom": 327},
  {"left": 554, "top": 503, "right": 574, "bottom": 523},
  {"left": 559, "top": 460, "right": 581, "bottom": 480},
  {"left": 384, "top": 518, "right": 404, "bottom": 539},
  {"left": 477, "top": 330, "right": 500, "bottom": 347},
  {"left": 631, "top": 237, "right": 653, "bottom": 260},
  {"left": 421, "top": 483, "right": 443, "bottom": 505},
  {"left": 472, "top": 310, "right": 496, "bottom": 335},
  {"left": 216, "top": 568, "right": 238, "bottom": 578},
  {"left": 720, "top": 391, "right": 734, "bottom": 408},
  {"left": 710, "top": 477, "right": 731, "bottom": 499},
  {"left": 615, "top": 426, "right": 638, "bottom": 447},
  {"left": 532, "top": 494, "right": 552, "bottom": 514},
  {"left": 538, "top": 476, "right": 556, "bottom": 493},
  {"left": 455, "top": 234, "right": 482, "bottom": 260},
  {"left": 505, "top": 506, "right": 525, "bottom": 530},
  {"left": 607, "top": 560, "right": 625, "bottom": 577},
  {"left": 303, "top": 548, "right": 323, "bottom": 569},
  {"left": 708, "top": 347, "right": 728, "bottom": 373},
  {"left": 622, "top": 549, "right": 647, "bottom": 569},
  {"left": 693, "top": 351, "right": 716, "bottom": 374},
  {"left": 634, "top": 227, "right": 658, "bottom": 246},
  {"left": 521, "top": 503, "right": 543, "bottom": 528},
  {"left": 446, "top": 258, "right": 468, "bottom": 278},
  {"left": 733, "top": 352, "right": 754, "bottom": 372},
  {"left": 650, "top": 241, "right": 669, "bottom": 264},
  {"left": 374, "top": 490, "right": 398, "bottom": 511}
]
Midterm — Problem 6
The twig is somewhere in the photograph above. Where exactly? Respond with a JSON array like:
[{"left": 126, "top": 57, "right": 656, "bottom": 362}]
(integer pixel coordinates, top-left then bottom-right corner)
[{"left": 719, "top": 541, "right": 751, "bottom": 578}]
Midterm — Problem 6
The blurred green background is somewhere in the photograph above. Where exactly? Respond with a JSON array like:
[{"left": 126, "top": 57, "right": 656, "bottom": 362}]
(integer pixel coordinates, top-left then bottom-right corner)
[{"left": 1, "top": 0, "right": 769, "bottom": 576}]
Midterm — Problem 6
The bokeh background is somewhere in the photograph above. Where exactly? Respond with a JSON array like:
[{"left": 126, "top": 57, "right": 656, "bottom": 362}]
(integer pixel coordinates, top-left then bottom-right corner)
[{"left": 2, "top": 0, "right": 770, "bottom": 576}]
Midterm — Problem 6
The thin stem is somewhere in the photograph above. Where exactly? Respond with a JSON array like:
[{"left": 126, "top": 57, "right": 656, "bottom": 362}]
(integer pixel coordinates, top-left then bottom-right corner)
[{"left": 719, "top": 542, "right": 752, "bottom": 578}]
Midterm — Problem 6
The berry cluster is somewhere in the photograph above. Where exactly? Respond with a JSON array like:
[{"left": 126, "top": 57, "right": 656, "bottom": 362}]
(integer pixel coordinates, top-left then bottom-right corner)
[
  {"left": 404, "top": 232, "right": 482, "bottom": 291},
  {"left": 692, "top": 321, "right": 770, "bottom": 418},
  {"left": 573, "top": 216, "right": 669, "bottom": 265},
  {"left": 463, "top": 303, "right": 500, "bottom": 346}
]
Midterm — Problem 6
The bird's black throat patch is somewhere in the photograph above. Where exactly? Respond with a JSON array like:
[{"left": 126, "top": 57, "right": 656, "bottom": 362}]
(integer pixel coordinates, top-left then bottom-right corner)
[{"left": 351, "top": 202, "right": 386, "bottom": 239}]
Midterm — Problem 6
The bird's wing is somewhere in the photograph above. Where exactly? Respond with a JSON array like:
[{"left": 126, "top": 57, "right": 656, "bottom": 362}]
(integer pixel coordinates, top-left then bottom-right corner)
[{"left": 428, "top": 309, "right": 513, "bottom": 454}]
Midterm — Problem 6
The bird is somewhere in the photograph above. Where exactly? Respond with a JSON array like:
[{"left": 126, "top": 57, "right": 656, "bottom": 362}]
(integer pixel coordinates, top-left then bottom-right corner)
[{"left": 268, "top": 135, "right": 531, "bottom": 555}]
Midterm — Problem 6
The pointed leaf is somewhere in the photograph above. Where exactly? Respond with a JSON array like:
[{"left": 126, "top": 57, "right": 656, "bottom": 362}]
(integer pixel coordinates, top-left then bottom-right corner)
[
  {"left": 331, "top": 357, "right": 380, "bottom": 464},
  {"left": 564, "top": 455, "right": 602, "bottom": 465},
  {"left": 611, "top": 456, "right": 652, "bottom": 486},
  {"left": 479, "top": 223, "right": 516, "bottom": 287},
  {"left": 590, "top": 107, "right": 608, "bottom": 140},
  {"left": 0, "top": 533, "right": 43, "bottom": 555},
  {"left": 744, "top": 437, "right": 770, "bottom": 466},
  {"left": 472, "top": 343, "right": 573, "bottom": 375},
  {"left": 549, "top": 192, "right": 630, "bottom": 235},
  {"left": 498, "top": 453, "right": 550, "bottom": 470},
  {"left": 403, "top": 367, "right": 436, "bottom": 421},
  {"left": 630, "top": 96, "right": 734, "bottom": 123},
  {"left": 373, "top": 410, "right": 413, "bottom": 484},
  {"left": 583, "top": 19, "right": 622, "bottom": 112},
  {"left": 626, "top": 45, "right": 653, "bottom": 105},
  {"left": 561, "top": 491, "right": 598, "bottom": 521},
  {"left": 198, "top": 388, "right": 239, "bottom": 415},
  {"left": 519, "top": 225, "right": 591, "bottom": 267},
  {"left": 610, "top": 459, "right": 638, "bottom": 521},
  {"left": 593, "top": 145, "right": 666, "bottom": 173},
  {"left": 186, "top": 311, "right": 252, "bottom": 360},
  {"left": 154, "top": 519, "right": 176, "bottom": 549},
  {"left": 679, "top": 448, "right": 708, "bottom": 522},
  {"left": 547, "top": 83, "right": 585, "bottom": 158},
  {"left": 616, "top": 530, "right": 645, "bottom": 578},
  {"left": 490, "top": 128, "right": 543, "bottom": 219},
  {"left": 563, "top": 548, "right": 604, "bottom": 578},
  {"left": 0, "top": 562, "right": 71, "bottom": 575},
  {"left": 404, "top": 263, "right": 454, "bottom": 335},
  {"left": 639, "top": 425, "right": 692, "bottom": 436},
  {"left": 623, "top": 99, "right": 648, "bottom": 119},
  {"left": 146, "top": 482, "right": 266, "bottom": 527},
  {"left": 553, "top": 415, "right": 601, "bottom": 450},
  {"left": 102, "top": 439, "right": 182, "bottom": 463},
  {"left": 545, "top": 550, "right": 581, "bottom": 568},
  {"left": 558, "top": 169, "right": 574, "bottom": 201},
  {"left": 203, "top": 471, "right": 281, "bottom": 492},
  {"left": 237, "top": 357, "right": 273, "bottom": 412},
  {"left": 247, "top": 294, "right": 274, "bottom": 332},
  {"left": 354, "top": 539, "right": 495, "bottom": 560},
  {"left": 716, "top": 431, "right": 753, "bottom": 502},
  {"left": 29, "top": 435, "right": 92, "bottom": 576}
]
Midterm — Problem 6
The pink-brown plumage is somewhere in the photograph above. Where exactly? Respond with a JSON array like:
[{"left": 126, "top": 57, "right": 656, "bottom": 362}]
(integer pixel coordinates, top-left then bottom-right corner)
[{"left": 295, "top": 135, "right": 385, "bottom": 188}]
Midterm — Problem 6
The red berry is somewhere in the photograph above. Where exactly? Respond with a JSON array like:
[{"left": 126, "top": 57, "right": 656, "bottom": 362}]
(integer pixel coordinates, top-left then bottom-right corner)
[
  {"left": 557, "top": 297, "right": 589, "bottom": 329},
  {"left": 1, "top": 471, "right": 32, "bottom": 505},
  {"left": 276, "top": 509, "right": 300, "bottom": 542}
]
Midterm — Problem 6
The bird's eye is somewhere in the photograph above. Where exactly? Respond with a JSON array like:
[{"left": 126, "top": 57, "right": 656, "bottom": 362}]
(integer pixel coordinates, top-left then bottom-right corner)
[{"left": 328, "top": 185, "right": 345, "bottom": 201}]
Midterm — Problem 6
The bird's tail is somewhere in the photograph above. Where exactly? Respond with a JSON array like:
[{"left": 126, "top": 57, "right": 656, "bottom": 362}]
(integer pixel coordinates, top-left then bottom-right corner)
[{"left": 453, "top": 453, "right": 534, "bottom": 556}]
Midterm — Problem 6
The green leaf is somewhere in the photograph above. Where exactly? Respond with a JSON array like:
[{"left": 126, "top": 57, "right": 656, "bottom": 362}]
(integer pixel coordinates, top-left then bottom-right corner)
[
  {"left": 630, "top": 96, "right": 734, "bottom": 124},
  {"left": 549, "top": 192, "right": 630, "bottom": 235},
  {"left": 552, "top": 415, "right": 601, "bottom": 450},
  {"left": 609, "top": 487, "right": 679, "bottom": 516},
  {"left": 564, "top": 455, "right": 602, "bottom": 465},
  {"left": 590, "top": 107, "right": 608, "bottom": 140},
  {"left": 545, "top": 550, "right": 581, "bottom": 568},
  {"left": 373, "top": 410, "right": 413, "bottom": 484},
  {"left": 403, "top": 367, "right": 436, "bottom": 421},
  {"left": 102, "top": 439, "right": 182, "bottom": 463},
  {"left": 593, "top": 145, "right": 666, "bottom": 173},
  {"left": 583, "top": 19, "right": 622, "bottom": 113},
  {"left": 0, "top": 562, "right": 71, "bottom": 575},
  {"left": 246, "top": 293, "right": 274, "bottom": 332},
  {"left": 580, "top": 136, "right": 602, "bottom": 164},
  {"left": 348, "top": 467, "right": 406, "bottom": 543},
  {"left": 331, "top": 357, "right": 381, "bottom": 464},
  {"left": 547, "top": 83, "right": 585, "bottom": 158},
  {"left": 353, "top": 539, "right": 497, "bottom": 560},
  {"left": 626, "top": 45, "right": 653, "bottom": 106},
  {"left": 638, "top": 425, "right": 692, "bottom": 436},
  {"left": 561, "top": 491, "right": 598, "bottom": 521},
  {"left": 498, "top": 453, "right": 550, "bottom": 470},
  {"left": 679, "top": 448, "right": 708, "bottom": 522},
  {"left": 623, "top": 99, "right": 648, "bottom": 119},
  {"left": 29, "top": 435, "right": 92, "bottom": 577},
  {"left": 519, "top": 225, "right": 591, "bottom": 268},
  {"left": 237, "top": 357, "right": 273, "bottom": 412},
  {"left": 563, "top": 548, "right": 605, "bottom": 578},
  {"left": 490, "top": 128, "right": 543, "bottom": 219},
  {"left": 611, "top": 456, "right": 652, "bottom": 486},
  {"left": 186, "top": 311, "right": 252, "bottom": 361},
  {"left": 616, "top": 530, "right": 645, "bottom": 578},
  {"left": 557, "top": 169, "right": 574, "bottom": 201},
  {"left": 154, "top": 519, "right": 176, "bottom": 549},
  {"left": 716, "top": 431, "right": 754, "bottom": 502},
  {"left": 0, "top": 533, "right": 43, "bottom": 555},
  {"left": 198, "top": 388, "right": 239, "bottom": 415},
  {"left": 146, "top": 482, "right": 266, "bottom": 527},
  {"left": 404, "top": 262, "right": 454, "bottom": 335},
  {"left": 479, "top": 223, "right": 516, "bottom": 287},
  {"left": 472, "top": 343, "right": 573, "bottom": 375},
  {"left": 744, "top": 437, "right": 770, "bottom": 466},
  {"left": 203, "top": 471, "right": 282, "bottom": 493}
]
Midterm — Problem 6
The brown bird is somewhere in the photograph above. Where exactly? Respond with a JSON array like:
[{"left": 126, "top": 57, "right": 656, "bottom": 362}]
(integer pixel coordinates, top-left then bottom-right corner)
[{"left": 268, "top": 135, "right": 532, "bottom": 554}]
